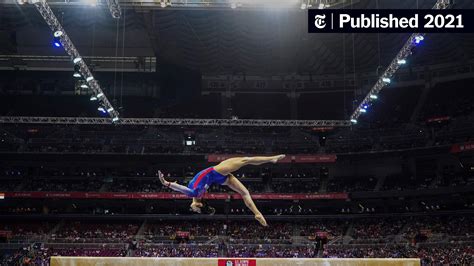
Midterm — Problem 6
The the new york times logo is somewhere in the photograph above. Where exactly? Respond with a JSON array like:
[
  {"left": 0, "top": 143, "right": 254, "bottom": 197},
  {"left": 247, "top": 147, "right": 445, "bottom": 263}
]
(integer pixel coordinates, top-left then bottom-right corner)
[
  {"left": 308, "top": 9, "right": 474, "bottom": 33},
  {"left": 314, "top": 14, "right": 326, "bottom": 29}
]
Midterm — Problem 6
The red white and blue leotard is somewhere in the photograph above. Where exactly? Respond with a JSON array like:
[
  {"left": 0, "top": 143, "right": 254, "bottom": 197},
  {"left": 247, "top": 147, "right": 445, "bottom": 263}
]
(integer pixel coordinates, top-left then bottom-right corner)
[{"left": 186, "top": 167, "right": 228, "bottom": 197}]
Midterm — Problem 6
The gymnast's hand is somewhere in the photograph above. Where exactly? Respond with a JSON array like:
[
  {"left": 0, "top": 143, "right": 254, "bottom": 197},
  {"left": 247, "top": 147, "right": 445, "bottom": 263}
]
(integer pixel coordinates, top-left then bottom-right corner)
[{"left": 157, "top": 170, "right": 171, "bottom": 187}]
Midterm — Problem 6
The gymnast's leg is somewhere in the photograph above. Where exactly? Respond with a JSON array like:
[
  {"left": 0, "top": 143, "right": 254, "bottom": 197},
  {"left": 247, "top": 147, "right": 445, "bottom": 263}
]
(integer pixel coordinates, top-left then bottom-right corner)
[
  {"left": 224, "top": 174, "right": 267, "bottom": 226},
  {"left": 213, "top": 154, "right": 285, "bottom": 176}
]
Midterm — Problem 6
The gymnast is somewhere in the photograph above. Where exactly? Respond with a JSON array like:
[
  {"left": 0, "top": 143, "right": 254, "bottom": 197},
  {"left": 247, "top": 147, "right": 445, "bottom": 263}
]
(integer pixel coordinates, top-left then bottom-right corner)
[{"left": 158, "top": 154, "right": 286, "bottom": 226}]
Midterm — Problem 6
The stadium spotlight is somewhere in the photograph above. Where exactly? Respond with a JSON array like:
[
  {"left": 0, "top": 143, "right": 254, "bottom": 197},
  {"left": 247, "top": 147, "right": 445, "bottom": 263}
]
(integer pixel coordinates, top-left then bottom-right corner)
[
  {"left": 90, "top": 95, "right": 98, "bottom": 101},
  {"left": 97, "top": 93, "right": 104, "bottom": 98},
  {"left": 73, "top": 65, "right": 81, "bottom": 78},
  {"left": 73, "top": 57, "right": 82, "bottom": 64},
  {"left": 53, "top": 30, "right": 63, "bottom": 37},
  {"left": 382, "top": 77, "right": 391, "bottom": 83},
  {"left": 350, "top": 119, "right": 357, "bottom": 124},
  {"left": 52, "top": 37, "right": 61, "bottom": 48},
  {"left": 86, "top": 0, "right": 97, "bottom": 7},
  {"left": 107, "top": 107, "right": 114, "bottom": 112},
  {"left": 86, "top": 76, "right": 94, "bottom": 82},
  {"left": 397, "top": 59, "right": 407, "bottom": 65},
  {"left": 112, "top": 117, "right": 119, "bottom": 123},
  {"left": 370, "top": 94, "right": 378, "bottom": 100},
  {"left": 360, "top": 108, "right": 367, "bottom": 113},
  {"left": 414, "top": 35, "right": 424, "bottom": 45},
  {"left": 80, "top": 84, "right": 89, "bottom": 89},
  {"left": 98, "top": 107, "right": 107, "bottom": 114}
]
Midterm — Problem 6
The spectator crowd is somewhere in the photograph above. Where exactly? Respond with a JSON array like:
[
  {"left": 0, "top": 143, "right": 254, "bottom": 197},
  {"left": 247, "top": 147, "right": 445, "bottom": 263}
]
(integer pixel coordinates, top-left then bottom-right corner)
[{"left": 0, "top": 216, "right": 472, "bottom": 265}]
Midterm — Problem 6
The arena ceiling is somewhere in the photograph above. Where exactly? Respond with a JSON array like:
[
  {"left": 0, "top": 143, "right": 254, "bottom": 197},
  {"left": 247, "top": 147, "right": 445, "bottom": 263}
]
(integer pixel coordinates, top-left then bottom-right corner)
[{"left": 0, "top": 0, "right": 474, "bottom": 75}]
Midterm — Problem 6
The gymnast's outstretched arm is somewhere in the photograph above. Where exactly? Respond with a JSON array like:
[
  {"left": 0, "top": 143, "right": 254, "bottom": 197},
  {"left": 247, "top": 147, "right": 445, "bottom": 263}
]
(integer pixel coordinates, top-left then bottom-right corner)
[
  {"left": 158, "top": 171, "right": 203, "bottom": 213},
  {"left": 157, "top": 170, "right": 194, "bottom": 195}
]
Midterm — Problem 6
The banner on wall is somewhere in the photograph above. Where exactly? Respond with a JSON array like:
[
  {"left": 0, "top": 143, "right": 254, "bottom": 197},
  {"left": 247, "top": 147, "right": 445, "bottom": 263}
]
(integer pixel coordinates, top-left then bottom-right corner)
[
  {"left": 1, "top": 192, "right": 348, "bottom": 200},
  {"left": 0, "top": 231, "right": 12, "bottom": 238},
  {"left": 450, "top": 142, "right": 474, "bottom": 153},
  {"left": 427, "top": 116, "right": 450, "bottom": 123},
  {"left": 218, "top": 259, "right": 256, "bottom": 266}
]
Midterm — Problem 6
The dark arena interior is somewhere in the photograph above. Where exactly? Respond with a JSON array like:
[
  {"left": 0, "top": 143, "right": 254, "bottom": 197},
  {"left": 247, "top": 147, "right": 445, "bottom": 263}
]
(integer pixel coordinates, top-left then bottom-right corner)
[{"left": 0, "top": 0, "right": 473, "bottom": 265}]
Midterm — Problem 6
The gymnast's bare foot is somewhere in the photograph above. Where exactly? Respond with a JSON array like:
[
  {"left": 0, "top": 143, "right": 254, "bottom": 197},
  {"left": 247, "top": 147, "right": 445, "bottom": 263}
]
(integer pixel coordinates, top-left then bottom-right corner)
[
  {"left": 255, "top": 213, "right": 268, "bottom": 227},
  {"left": 271, "top": 154, "right": 286, "bottom": 163}
]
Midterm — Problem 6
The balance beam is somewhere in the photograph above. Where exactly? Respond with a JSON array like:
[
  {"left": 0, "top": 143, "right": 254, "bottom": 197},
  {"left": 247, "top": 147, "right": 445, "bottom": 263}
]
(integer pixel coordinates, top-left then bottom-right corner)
[{"left": 50, "top": 257, "right": 420, "bottom": 266}]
